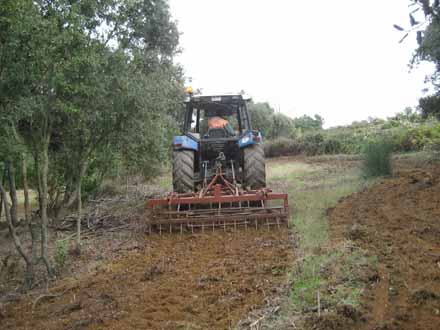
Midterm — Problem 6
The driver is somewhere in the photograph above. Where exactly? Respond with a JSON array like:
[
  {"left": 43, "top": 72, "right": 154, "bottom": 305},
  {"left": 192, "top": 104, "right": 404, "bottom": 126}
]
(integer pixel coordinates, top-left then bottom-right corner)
[{"left": 208, "top": 116, "right": 235, "bottom": 136}]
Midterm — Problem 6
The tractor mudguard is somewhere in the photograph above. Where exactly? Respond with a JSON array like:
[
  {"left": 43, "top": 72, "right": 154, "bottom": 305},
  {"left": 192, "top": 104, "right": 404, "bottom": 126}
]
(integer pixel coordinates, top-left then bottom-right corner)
[{"left": 173, "top": 135, "right": 198, "bottom": 151}]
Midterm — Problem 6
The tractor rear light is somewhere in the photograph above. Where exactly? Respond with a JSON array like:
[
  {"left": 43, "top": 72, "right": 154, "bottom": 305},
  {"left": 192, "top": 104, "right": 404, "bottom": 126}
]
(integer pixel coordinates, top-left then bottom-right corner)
[
  {"left": 174, "top": 143, "right": 182, "bottom": 147},
  {"left": 253, "top": 136, "right": 261, "bottom": 142}
]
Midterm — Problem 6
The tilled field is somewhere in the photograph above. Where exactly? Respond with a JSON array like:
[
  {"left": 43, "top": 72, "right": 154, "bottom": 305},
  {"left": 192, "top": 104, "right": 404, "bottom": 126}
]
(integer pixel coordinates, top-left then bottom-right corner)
[
  {"left": 3, "top": 230, "right": 294, "bottom": 330},
  {"left": 329, "top": 166, "right": 440, "bottom": 330},
  {"left": 4, "top": 156, "right": 440, "bottom": 330}
]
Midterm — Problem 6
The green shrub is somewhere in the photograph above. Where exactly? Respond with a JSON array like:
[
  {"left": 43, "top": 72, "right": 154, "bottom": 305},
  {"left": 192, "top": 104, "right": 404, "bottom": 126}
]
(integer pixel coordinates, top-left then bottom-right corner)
[
  {"left": 323, "top": 137, "right": 344, "bottom": 154},
  {"left": 55, "top": 240, "right": 68, "bottom": 269},
  {"left": 408, "top": 122, "right": 440, "bottom": 150},
  {"left": 302, "top": 133, "right": 325, "bottom": 156},
  {"left": 96, "top": 181, "right": 123, "bottom": 197},
  {"left": 361, "top": 139, "right": 394, "bottom": 178},
  {"left": 389, "top": 128, "right": 416, "bottom": 152},
  {"left": 263, "top": 121, "right": 440, "bottom": 158},
  {"left": 263, "top": 138, "right": 303, "bottom": 157}
]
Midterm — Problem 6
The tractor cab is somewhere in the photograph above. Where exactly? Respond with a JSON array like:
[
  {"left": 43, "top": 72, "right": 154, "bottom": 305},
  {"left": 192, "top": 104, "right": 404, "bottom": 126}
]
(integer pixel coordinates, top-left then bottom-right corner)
[
  {"left": 184, "top": 94, "right": 251, "bottom": 138},
  {"left": 172, "top": 93, "right": 265, "bottom": 193}
]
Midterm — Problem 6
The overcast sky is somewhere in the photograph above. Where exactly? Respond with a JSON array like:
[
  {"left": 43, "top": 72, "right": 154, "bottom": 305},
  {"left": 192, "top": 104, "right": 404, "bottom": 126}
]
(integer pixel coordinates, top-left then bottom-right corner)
[{"left": 169, "top": 0, "right": 435, "bottom": 127}]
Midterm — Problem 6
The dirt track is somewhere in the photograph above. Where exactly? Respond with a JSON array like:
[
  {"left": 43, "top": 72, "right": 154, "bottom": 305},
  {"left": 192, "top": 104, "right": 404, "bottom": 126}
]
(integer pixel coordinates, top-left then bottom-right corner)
[
  {"left": 329, "top": 165, "right": 440, "bottom": 330},
  {"left": 3, "top": 230, "right": 293, "bottom": 330}
]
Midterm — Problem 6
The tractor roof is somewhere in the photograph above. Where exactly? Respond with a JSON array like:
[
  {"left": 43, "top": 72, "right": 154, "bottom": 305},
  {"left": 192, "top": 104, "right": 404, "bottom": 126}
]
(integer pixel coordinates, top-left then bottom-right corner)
[
  {"left": 186, "top": 94, "right": 250, "bottom": 117},
  {"left": 186, "top": 94, "right": 251, "bottom": 105}
]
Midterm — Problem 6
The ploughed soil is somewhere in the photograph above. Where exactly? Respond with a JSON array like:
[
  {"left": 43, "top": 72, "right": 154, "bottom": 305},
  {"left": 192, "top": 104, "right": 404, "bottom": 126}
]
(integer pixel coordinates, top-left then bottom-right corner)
[
  {"left": 2, "top": 230, "right": 294, "bottom": 330},
  {"left": 328, "top": 164, "right": 440, "bottom": 330}
]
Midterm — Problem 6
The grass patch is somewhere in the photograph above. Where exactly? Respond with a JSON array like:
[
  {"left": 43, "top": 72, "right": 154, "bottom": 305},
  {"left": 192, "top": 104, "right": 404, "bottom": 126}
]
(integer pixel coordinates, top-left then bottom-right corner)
[
  {"left": 291, "top": 165, "right": 364, "bottom": 250},
  {"left": 291, "top": 246, "right": 378, "bottom": 312},
  {"left": 307, "top": 154, "right": 362, "bottom": 163},
  {"left": 393, "top": 150, "right": 440, "bottom": 165},
  {"left": 267, "top": 159, "right": 378, "bottom": 315},
  {"left": 267, "top": 161, "right": 317, "bottom": 183},
  {"left": 155, "top": 174, "right": 172, "bottom": 189}
]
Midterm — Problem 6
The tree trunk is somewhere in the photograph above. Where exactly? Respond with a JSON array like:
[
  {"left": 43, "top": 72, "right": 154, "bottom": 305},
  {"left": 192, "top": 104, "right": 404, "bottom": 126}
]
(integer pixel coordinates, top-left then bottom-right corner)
[
  {"left": 60, "top": 160, "right": 89, "bottom": 213},
  {"left": 22, "top": 156, "right": 38, "bottom": 262},
  {"left": 22, "top": 157, "right": 30, "bottom": 223},
  {"left": 8, "top": 162, "right": 19, "bottom": 226},
  {"left": 1, "top": 163, "right": 33, "bottom": 288},
  {"left": 39, "top": 140, "right": 53, "bottom": 277},
  {"left": 75, "top": 161, "right": 87, "bottom": 252},
  {"left": 76, "top": 177, "right": 82, "bottom": 251},
  {"left": 64, "top": 179, "right": 81, "bottom": 209},
  {"left": 33, "top": 151, "right": 42, "bottom": 215},
  {"left": 0, "top": 167, "right": 6, "bottom": 220}
]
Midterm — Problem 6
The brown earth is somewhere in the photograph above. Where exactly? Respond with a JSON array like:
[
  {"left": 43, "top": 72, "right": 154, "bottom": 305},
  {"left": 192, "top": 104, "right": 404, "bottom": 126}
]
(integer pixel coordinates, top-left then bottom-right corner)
[
  {"left": 328, "top": 164, "right": 440, "bottom": 330},
  {"left": 3, "top": 156, "right": 440, "bottom": 330},
  {"left": 2, "top": 230, "right": 294, "bottom": 330}
]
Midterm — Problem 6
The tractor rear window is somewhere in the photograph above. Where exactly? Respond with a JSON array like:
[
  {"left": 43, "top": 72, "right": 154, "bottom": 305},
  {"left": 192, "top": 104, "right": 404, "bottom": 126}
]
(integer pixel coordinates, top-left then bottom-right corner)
[{"left": 193, "top": 110, "right": 239, "bottom": 137}]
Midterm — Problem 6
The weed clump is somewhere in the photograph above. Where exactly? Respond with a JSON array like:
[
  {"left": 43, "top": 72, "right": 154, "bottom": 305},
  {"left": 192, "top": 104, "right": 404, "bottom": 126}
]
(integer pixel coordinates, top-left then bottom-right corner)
[
  {"left": 55, "top": 240, "right": 68, "bottom": 269},
  {"left": 361, "top": 139, "right": 394, "bottom": 178}
]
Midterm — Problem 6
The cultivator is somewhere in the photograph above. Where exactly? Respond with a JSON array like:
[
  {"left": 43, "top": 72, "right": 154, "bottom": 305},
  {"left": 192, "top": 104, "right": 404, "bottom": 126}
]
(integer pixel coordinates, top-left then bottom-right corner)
[{"left": 146, "top": 167, "right": 289, "bottom": 234}]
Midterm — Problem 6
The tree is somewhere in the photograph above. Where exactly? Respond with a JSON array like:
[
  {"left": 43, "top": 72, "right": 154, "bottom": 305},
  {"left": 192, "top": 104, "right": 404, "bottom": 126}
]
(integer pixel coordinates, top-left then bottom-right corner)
[
  {"left": 248, "top": 102, "right": 275, "bottom": 138},
  {"left": 0, "top": 114, "right": 38, "bottom": 287},
  {"left": 0, "top": 0, "right": 184, "bottom": 284},
  {"left": 271, "top": 113, "right": 296, "bottom": 139},
  {"left": 248, "top": 102, "right": 298, "bottom": 139},
  {"left": 293, "top": 114, "right": 324, "bottom": 131},
  {"left": 395, "top": 1, "right": 440, "bottom": 119},
  {"left": 419, "top": 94, "right": 440, "bottom": 119}
]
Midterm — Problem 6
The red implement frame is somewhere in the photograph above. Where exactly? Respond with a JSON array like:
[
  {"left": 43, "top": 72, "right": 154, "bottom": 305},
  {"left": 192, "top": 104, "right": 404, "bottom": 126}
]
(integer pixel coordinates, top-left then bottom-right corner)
[{"left": 146, "top": 168, "right": 289, "bottom": 234}]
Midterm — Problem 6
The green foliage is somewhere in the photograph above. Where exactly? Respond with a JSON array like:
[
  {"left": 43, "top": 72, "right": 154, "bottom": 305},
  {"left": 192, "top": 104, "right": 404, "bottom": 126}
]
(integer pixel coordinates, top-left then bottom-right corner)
[
  {"left": 248, "top": 102, "right": 275, "bottom": 137},
  {"left": 263, "top": 138, "right": 302, "bottom": 157},
  {"left": 248, "top": 102, "right": 297, "bottom": 139},
  {"left": 322, "top": 137, "right": 343, "bottom": 154},
  {"left": 302, "top": 132, "right": 325, "bottom": 156},
  {"left": 0, "top": 0, "right": 184, "bottom": 200},
  {"left": 264, "top": 133, "right": 345, "bottom": 158},
  {"left": 0, "top": 0, "right": 183, "bottom": 283},
  {"left": 419, "top": 95, "right": 440, "bottom": 120},
  {"left": 402, "top": 1, "right": 440, "bottom": 119},
  {"left": 361, "top": 139, "right": 394, "bottom": 178},
  {"left": 54, "top": 240, "right": 68, "bottom": 269},
  {"left": 293, "top": 114, "right": 324, "bottom": 131},
  {"left": 263, "top": 108, "right": 440, "bottom": 158}
]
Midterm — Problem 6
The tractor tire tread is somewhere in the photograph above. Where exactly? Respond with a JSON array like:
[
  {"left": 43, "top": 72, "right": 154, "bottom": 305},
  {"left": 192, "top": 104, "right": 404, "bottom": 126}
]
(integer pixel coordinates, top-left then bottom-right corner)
[
  {"left": 172, "top": 150, "right": 195, "bottom": 193},
  {"left": 243, "top": 144, "right": 266, "bottom": 189}
]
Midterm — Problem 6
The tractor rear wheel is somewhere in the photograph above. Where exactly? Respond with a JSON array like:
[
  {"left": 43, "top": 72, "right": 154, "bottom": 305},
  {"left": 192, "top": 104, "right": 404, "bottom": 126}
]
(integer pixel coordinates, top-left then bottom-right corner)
[
  {"left": 172, "top": 150, "right": 195, "bottom": 193},
  {"left": 243, "top": 144, "right": 266, "bottom": 189}
]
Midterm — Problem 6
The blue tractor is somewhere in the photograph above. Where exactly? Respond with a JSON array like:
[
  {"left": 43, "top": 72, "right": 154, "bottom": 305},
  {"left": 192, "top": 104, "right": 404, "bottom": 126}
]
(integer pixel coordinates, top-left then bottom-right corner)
[
  {"left": 147, "top": 91, "right": 289, "bottom": 232},
  {"left": 172, "top": 93, "right": 266, "bottom": 193}
]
